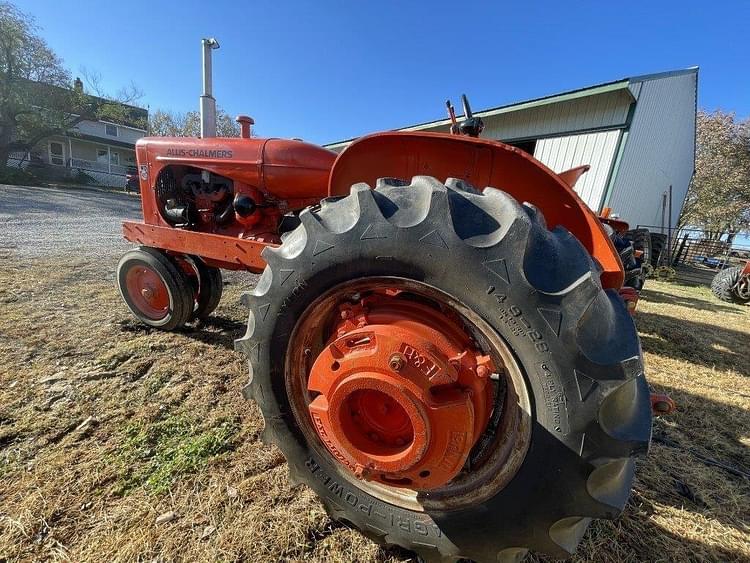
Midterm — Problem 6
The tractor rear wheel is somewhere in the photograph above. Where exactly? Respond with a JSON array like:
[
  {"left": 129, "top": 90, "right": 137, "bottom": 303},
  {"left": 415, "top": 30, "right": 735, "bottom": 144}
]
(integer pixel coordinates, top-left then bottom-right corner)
[
  {"left": 625, "top": 228, "right": 651, "bottom": 265},
  {"left": 117, "top": 247, "right": 194, "bottom": 330},
  {"left": 236, "top": 177, "right": 651, "bottom": 562},
  {"left": 711, "top": 265, "right": 750, "bottom": 304}
]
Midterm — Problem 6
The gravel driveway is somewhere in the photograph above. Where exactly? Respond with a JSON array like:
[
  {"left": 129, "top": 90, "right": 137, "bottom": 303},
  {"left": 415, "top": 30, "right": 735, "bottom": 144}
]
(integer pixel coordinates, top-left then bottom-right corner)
[{"left": 0, "top": 184, "right": 142, "bottom": 259}]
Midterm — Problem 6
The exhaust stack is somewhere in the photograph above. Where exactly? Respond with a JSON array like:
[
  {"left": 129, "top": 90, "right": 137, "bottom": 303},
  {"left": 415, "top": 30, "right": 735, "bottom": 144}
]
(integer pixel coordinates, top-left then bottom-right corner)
[{"left": 200, "top": 37, "right": 220, "bottom": 137}]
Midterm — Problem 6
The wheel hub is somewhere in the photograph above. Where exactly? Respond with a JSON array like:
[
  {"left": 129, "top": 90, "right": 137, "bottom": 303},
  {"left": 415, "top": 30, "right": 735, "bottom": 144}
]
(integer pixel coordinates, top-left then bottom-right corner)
[
  {"left": 308, "top": 295, "right": 494, "bottom": 490},
  {"left": 125, "top": 266, "right": 170, "bottom": 320}
]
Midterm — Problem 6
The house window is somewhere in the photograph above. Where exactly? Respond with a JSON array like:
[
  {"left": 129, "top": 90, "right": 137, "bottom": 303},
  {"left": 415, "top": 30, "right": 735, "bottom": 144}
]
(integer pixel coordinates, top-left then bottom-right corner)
[
  {"left": 110, "top": 151, "right": 119, "bottom": 165},
  {"left": 105, "top": 123, "right": 118, "bottom": 136},
  {"left": 49, "top": 141, "right": 64, "bottom": 166},
  {"left": 96, "top": 149, "right": 108, "bottom": 163}
]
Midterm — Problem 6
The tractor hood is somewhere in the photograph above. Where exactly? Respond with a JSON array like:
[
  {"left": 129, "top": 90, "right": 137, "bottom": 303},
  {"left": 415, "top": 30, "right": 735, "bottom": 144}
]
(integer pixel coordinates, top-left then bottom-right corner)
[{"left": 136, "top": 136, "right": 336, "bottom": 202}]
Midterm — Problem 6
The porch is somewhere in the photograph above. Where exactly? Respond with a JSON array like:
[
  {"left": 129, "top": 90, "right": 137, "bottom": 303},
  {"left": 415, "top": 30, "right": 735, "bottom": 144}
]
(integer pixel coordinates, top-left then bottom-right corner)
[{"left": 7, "top": 136, "right": 138, "bottom": 188}]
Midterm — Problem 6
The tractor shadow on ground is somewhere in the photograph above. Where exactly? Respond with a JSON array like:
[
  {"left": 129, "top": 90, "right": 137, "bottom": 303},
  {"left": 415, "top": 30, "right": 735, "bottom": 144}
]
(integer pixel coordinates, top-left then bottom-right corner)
[
  {"left": 640, "top": 287, "right": 742, "bottom": 315},
  {"left": 637, "top": 311, "right": 750, "bottom": 377},
  {"left": 629, "top": 382, "right": 750, "bottom": 537},
  {"left": 118, "top": 315, "right": 245, "bottom": 351},
  {"left": 181, "top": 315, "right": 247, "bottom": 351}
]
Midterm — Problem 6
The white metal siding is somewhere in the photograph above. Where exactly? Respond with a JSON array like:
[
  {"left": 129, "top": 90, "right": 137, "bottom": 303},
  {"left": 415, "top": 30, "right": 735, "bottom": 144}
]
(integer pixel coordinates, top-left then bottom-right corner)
[
  {"left": 533, "top": 130, "right": 621, "bottom": 211},
  {"left": 481, "top": 90, "right": 632, "bottom": 141},
  {"left": 606, "top": 72, "right": 697, "bottom": 229}
]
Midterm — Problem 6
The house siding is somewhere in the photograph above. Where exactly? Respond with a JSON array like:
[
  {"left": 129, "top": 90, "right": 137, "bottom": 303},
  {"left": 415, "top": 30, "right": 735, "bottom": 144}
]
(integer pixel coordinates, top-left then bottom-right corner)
[{"left": 74, "top": 119, "right": 145, "bottom": 146}]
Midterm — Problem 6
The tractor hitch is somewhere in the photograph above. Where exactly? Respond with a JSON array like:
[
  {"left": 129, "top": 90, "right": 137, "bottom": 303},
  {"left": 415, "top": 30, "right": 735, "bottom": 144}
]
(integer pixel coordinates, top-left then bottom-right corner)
[{"left": 650, "top": 393, "right": 676, "bottom": 416}]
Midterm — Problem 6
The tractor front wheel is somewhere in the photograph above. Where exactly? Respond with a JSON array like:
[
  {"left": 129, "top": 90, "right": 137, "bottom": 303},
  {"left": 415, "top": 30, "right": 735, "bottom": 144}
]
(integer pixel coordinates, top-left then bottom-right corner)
[
  {"left": 117, "top": 247, "right": 194, "bottom": 329},
  {"left": 178, "top": 256, "right": 223, "bottom": 320},
  {"left": 236, "top": 177, "right": 652, "bottom": 562}
]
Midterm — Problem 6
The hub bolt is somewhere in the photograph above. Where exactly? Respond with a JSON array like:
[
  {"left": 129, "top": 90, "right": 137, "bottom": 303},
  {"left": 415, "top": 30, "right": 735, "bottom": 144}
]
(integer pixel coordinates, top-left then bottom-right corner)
[
  {"left": 476, "top": 365, "right": 490, "bottom": 378},
  {"left": 353, "top": 464, "right": 370, "bottom": 480},
  {"left": 388, "top": 353, "right": 406, "bottom": 372}
]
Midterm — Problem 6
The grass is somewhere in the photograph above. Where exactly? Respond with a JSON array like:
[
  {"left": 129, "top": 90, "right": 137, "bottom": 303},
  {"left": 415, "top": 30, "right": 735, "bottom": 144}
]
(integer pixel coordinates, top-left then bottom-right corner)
[
  {"left": 115, "top": 415, "right": 237, "bottom": 495},
  {"left": 0, "top": 254, "right": 748, "bottom": 562}
]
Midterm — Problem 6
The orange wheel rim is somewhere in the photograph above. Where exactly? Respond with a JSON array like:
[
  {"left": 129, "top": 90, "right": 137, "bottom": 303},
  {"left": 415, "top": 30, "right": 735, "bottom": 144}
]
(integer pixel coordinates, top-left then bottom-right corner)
[
  {"left": 286, "top": 278, "right": 532, "bottom": 506},
  {"left": 125, "top": 265, "right": 170, "bottom": 320}
]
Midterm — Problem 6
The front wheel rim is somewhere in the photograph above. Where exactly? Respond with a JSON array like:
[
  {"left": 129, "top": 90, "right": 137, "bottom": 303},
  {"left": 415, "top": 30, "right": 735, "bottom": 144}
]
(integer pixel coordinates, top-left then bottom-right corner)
[{"left": 124, "top": 264, "right": 170, "bottom": 320}]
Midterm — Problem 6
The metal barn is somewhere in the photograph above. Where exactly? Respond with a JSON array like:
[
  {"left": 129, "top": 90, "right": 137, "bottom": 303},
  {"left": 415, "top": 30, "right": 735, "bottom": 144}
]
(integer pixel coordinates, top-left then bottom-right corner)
[{"left": 325, "top": 68, "right": 698, "bottom": 231}]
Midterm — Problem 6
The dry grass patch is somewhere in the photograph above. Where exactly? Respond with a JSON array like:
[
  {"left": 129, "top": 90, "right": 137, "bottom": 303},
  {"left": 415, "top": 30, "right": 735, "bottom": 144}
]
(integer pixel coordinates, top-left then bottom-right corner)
[{"left": 0, "top": 258, "right": 748, "bottom": 562}]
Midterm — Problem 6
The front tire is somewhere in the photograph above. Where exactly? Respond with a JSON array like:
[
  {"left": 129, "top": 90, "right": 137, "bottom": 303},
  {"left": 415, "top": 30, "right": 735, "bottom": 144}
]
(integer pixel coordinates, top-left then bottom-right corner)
[
  {"left": 117, "top": 247, "right": 193, "bottom": 329},
  {"left": 185, "top": 257, "right": 223, "bottom": 320},
  {"left": 236, "top": 177, "right": 651, "bottom": 561}
]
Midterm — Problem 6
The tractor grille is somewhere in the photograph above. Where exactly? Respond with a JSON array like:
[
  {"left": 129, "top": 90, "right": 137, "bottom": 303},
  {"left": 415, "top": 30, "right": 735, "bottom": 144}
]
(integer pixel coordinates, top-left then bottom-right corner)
[{"left": 155, "top": 168, "right": 188, "bottom": 218}]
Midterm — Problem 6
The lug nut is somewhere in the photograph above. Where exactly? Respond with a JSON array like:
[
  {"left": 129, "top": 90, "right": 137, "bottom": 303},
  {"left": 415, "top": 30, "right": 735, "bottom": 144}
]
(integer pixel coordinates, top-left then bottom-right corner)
[
  {"left": 389, "top": 353, "right": 405, "bottom": 372},
  {"left": 353, "top": 464, "right": 369, "bottom": 480},
  {"left": 476, "top": 365, "right": 490, "bottom": 378}
]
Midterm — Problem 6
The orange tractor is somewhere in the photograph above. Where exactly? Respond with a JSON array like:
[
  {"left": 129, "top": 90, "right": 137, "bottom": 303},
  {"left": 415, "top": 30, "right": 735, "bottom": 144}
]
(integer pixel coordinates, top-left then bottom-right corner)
[{"left": 117, "top": 99, "right": 653, "bottom": 562}]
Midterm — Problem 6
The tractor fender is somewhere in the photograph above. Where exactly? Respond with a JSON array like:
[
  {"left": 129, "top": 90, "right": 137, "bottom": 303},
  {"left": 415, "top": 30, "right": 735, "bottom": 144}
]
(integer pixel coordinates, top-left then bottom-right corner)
[{"left": 329, "top": 131, "right": 623, "bottom": 288}]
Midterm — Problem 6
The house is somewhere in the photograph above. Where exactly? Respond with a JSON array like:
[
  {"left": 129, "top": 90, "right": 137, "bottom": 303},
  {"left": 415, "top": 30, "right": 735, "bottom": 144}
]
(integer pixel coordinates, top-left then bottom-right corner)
[
  {"left": 9, "top": 78, "right": 148, "bottom": 188},
  {"left": 325, "top": 68, "right": 698, "bottom": 232}
]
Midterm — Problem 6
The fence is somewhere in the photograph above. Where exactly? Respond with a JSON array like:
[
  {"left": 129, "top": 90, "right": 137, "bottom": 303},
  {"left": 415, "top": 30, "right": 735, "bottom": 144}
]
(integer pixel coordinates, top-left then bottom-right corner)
[
  {"left": 5, "top": 152, "right": 134, "bottom": 189},
  {"left": 639, "top": 224, "right": 750, "bottom": 285}
]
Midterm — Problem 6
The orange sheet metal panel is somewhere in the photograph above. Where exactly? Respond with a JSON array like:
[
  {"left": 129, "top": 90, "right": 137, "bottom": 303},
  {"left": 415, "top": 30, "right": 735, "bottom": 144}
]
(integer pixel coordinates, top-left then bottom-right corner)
[
  {"left": 136, "top": 136, "right": 334, "bottom": 215},
  {"left": 329, "top": 132, "right": 624, "bottom": 289},
  {"left": 122, "top": 221, "right": 272, "bottom": 272}
]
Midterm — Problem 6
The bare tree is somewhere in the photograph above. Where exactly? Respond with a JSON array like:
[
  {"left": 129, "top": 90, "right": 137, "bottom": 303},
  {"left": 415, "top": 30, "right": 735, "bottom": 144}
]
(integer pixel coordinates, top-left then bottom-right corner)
[
  {"left": 149, "top": 108, "right": 241, "bottom": 137},
  {"left": 80, "top": 65, "right": 144, "bottom": 105}
]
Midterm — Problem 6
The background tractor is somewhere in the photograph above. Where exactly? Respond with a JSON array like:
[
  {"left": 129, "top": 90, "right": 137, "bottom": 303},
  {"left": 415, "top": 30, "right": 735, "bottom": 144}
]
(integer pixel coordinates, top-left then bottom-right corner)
[
  {"left": 116, "top": 98, "right": 652, "bottom": 562},
  {"left": 711, "top": 260, "right": 750, "bottom": 304}
]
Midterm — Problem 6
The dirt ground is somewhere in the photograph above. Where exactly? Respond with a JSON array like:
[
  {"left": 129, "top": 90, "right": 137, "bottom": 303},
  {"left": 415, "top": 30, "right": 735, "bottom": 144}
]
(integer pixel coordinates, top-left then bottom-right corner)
[{"left": 0, "top": 250, "right": 749, "bottom": 562}]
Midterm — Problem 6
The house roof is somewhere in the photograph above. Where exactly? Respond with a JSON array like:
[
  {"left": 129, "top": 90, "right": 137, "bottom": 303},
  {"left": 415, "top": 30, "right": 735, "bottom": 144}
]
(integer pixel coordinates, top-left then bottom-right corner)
[
  {"left": 19, "top": 78, "right": 148, "bottom": 130},
  {"left": 324, "top": 67, "right": 699, "bottom": 149}
]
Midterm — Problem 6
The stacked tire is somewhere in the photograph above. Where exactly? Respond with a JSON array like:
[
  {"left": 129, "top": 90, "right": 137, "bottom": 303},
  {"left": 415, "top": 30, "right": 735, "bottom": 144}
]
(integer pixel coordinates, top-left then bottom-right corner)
[{"left": 649, "top": 232, "right": 668, "bottom": 269}]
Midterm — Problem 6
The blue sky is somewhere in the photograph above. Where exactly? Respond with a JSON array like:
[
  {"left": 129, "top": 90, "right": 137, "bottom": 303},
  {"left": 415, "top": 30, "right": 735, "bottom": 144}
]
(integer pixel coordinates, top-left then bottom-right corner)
[{"left": 17, "top": 0, "right": 750, "bottom": 144}]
